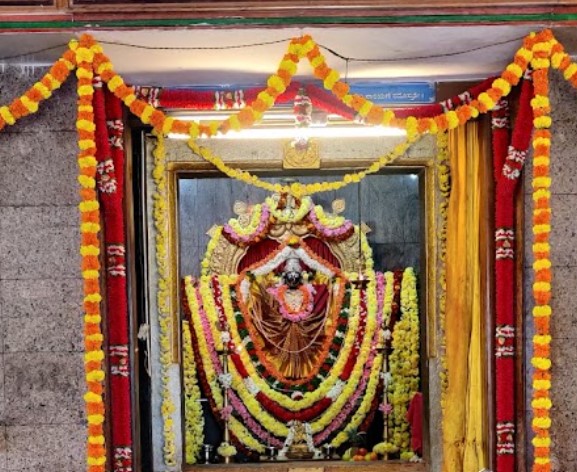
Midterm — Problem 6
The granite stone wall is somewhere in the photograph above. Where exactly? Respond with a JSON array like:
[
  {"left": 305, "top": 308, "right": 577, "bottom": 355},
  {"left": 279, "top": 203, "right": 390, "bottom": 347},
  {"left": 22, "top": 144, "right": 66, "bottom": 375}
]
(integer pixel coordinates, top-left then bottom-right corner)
[{"left": 0, "top": 67, "right": 85, "bottom": 471}]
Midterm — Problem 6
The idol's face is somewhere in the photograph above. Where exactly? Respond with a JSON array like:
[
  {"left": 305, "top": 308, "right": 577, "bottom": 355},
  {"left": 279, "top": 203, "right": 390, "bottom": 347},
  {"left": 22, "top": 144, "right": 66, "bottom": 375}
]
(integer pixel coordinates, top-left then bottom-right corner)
[{"left": 284, "top": 270, "right": 303, "bottom": 289}]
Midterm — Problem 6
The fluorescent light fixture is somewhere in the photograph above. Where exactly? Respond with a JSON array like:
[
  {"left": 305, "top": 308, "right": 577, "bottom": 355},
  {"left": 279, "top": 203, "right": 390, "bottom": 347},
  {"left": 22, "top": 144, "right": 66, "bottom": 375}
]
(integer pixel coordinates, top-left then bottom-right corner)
[{"left": 168, "top": 125, "right": 406, "bottom": 140}]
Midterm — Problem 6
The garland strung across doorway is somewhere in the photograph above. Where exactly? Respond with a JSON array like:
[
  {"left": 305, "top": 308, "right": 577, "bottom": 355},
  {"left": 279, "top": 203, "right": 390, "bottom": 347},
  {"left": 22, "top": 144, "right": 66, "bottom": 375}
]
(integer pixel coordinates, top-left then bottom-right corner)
[
  {"left": 133, "top": 76, "right": 495, "bottom": 122},
  {"left": 0, "top": 28, "right": 569, "bottom": 472}
]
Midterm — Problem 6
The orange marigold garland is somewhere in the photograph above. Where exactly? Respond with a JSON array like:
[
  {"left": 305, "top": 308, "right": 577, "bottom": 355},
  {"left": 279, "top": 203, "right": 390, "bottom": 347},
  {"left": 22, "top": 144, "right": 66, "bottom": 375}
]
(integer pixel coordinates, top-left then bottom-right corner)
[
  {"left": 73, "top": 35, "right": 107, "bottom": 472},
  {"left": 529, "top": 30, "right": 555, "bottom": 472},
  {"left": 86, "top": 32, "right": 532, "bottom": 141},
  {"left": 0, "top": 26, "right": 572, "bottom": 472},
  {"left": 82, "top": 31, "right": 543, "bottom": 197},
  {"left": 0, "top": 49, "right": 75, "bottom": 131}
]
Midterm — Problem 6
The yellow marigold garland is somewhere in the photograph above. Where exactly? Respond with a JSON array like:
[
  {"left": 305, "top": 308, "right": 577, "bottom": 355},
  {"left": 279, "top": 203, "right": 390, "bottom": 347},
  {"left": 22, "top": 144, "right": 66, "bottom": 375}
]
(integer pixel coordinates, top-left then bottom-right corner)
[
  {"left": 74, "top": 36, "right": 107, "bottom": 472},
  {"left": 183, "top": 276, "right": 265, "bottom": 453},
  {"left": 0, "top": 47, "right": 75, "bottom": 131},
  {"left": 182, "top": 320, "right": 204, "bottom": 464},
  {"left": 386, "top": 268, "right": 420, "bottom": 455},
  {"left": 184, "top": 269, "right": 384, "bottom": 449},
  {"left": 193, "top": 273, "right": 379, "bottom": 433},
  {"left": 529, "top": 30, "right": 555, "bottom": 472},
  {"left": 186, "top": 135, "right": 422, "bottom": 197},
  {"left": 436, "top": 131, "right": 450, "bottom": 401},
  {"left": 84, "top": 32, "right": 540, "bottom": 197},
  {"left": 152, "top": 131, "right": 178, "bottom": 467},
  {"left": 0, "top": 29, "right": 564, "bottom": 471}
]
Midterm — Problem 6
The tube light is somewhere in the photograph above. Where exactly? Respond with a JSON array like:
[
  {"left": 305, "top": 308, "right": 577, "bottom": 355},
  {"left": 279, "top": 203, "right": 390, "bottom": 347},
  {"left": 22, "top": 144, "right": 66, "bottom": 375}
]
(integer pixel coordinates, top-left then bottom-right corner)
[{"left": 168, "top": 125, "right": 406, "bottom": 140}]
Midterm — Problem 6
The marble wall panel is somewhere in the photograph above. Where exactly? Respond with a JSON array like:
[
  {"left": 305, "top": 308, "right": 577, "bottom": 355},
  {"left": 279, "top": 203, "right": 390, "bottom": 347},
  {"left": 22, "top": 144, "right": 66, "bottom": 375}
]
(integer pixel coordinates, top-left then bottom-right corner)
[
  {"left": 524, "top": 194, "right": 577, "bottom": 268},
  {"left": 0, "top": 425, "right": 5, "bottom": 470},
  {"left": 0, "top": 130, "right": 79, "bottom": 207},
  {"left": 0, "top": 65, "right": 84, "bottom": 472},
  {"left": 3, "top": 352, "right": 84, "bottom": 426},
  {"left": 0, "top": 206, "right": 80, "bottom": 280},
  {"left": 549, "top": 71, "right": 577, "bottom": 125},
  {"left": 0, "top": 278, "right": 82, "bottom": 319},
  {"left": 3, "top": 313, "right": 83, "bottom": 353},
  {"left": 0, "top": 66, "right": 76, "bottom": 133},
  {"left": 0, "top": 354, "right": 4, "bottom": 425},
  {"left": 4, "top": 424, "right": 85, "bottom": 471},
  {"left": 548, "top": 124, "right": 577, "bottom": 195},
  {"left": 549, "top": 408, "right": 577, "bottom": 464}
]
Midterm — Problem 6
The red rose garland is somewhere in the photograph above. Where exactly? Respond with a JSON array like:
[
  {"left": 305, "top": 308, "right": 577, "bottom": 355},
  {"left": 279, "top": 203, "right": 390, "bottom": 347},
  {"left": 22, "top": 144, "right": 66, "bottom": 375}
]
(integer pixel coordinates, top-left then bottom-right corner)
[
  {"left": 492, "top": 74, "right": 534, "bottom": 472},
  {"left": 92, "top": 77, "right": 134, "bottom": 472}
]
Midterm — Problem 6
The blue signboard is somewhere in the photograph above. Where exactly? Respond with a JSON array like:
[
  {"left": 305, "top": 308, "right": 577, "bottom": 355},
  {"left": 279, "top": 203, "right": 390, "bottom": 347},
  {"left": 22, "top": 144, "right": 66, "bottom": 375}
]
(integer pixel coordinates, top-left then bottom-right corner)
[{"left": 348, "top": 82, "right": 436, "bottom": 105}]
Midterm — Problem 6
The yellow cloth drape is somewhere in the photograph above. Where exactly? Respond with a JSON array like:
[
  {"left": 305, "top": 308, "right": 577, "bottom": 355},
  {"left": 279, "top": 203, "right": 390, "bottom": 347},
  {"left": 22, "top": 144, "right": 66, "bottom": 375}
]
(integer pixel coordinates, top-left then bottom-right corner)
[{"left": 442, "top": 122, "right": 488, "bottom": 472}]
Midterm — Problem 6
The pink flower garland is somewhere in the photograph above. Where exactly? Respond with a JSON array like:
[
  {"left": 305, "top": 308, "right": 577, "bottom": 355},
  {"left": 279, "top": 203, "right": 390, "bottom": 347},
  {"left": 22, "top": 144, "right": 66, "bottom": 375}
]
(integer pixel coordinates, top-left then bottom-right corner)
[
  {"left": 313, "top": 286, "right": 383, "bottom": 444},
  {"left": 307, "top": 207, "right": 354, "bottom": 238},
  {"left": 266, "top": 283, "right": 316, "bottom": 322},
  {"left": 222, "top": 206, "right": 271, "bottom": 244},
  {"left": 195, "top": 286, "right": 284, "bottom": 447}
]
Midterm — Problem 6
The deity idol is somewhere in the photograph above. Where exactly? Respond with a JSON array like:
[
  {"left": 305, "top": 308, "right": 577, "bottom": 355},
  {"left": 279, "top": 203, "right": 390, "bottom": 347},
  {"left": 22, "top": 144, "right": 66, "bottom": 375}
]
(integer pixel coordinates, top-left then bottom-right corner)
[{"left": 182, "top": 193, "right": 420, "bottom": 460}]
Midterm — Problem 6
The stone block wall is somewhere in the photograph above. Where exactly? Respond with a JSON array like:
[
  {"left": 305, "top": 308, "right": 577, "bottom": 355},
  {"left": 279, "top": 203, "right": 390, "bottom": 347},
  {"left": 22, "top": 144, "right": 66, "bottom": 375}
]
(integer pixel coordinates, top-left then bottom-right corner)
[{"left": 0, "top": 66, "right": 85, "bottom": 471}]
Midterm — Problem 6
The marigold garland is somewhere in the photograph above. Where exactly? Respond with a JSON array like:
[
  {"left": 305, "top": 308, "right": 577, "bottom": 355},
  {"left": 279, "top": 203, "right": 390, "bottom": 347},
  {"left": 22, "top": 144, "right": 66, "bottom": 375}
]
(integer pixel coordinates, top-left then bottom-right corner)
[
  {"left": 436, "top": 132, "right": 450, "bottom": 401},
  {"left": 183, "top": 268, "right": 388, "bottom": 450},
  {"left": 186, "top": 135, "right": 422, "bottom": 197},
  {"left": 196, "top": 273, "right": 376, "bottom": 417},
  {"left": 385, "top": 268, "right": 420, "bottom": 455},
  {"left": 232, "top": 274, "right": 346, "bottom": 388},
  {"left": 2, "top": 29, "right": 573, "bottom": 472},
  {"left": 529, "top": 30, "right": 555, "bottom": 472},
  {"left": 0, "top": 48, "right": 75, "bottom": 131},
  {"left": 67, "top": 31, "right": 542, "bottom": 198},
  {"left": 151, "top": 132, "right": 178, "bottom": 467},
  {"left": 182, "top": 320, "right": 204, "bottom": 464},
  {"left": 86, "top": 32, "right": 537, "bottom": 197},
  {"left": 74, "top": 36, "right": 107, "bottom": 472}
]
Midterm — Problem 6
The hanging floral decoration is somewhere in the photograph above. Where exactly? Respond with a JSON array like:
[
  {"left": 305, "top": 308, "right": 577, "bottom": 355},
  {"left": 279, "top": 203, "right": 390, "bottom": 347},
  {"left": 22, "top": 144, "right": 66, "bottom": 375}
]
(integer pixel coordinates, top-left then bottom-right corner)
[
  {"left": 218, "top": 196, "right": 354, "bottom": 253},
  {"left": 151, "top": 132, "right": 179, "bottom": 467},
  {"left": 491, "top": 69, "right": 535, "bottom": 470},
  {"left": 384, "top": 268, "right": 420, "bottom": 455},
  {"left": 0, "top": 29, "right": 572, "bottom": 472},
  {"left": 72, "top": 37, "right": 107, "bottom": 472},
  {"left": 182, "top": 319, "right": 204, "bottom": 464},
  {"left": 85, "top": 32, "right": 536, "bottom": 197},
  {"left": 179, "top": 192, "right": 420, "bottom": 457},
  {"left": 436, "top": 131, "right": 450, "bottom": 400},
  {"left": 147, "top": 78, "right": 495, "bottom": 125},
  {"left": 529, "top": 31, "right": 556, "bottom": 472},
  {"left": 183, "top": 268, "right": 415, "bottom": 452}
]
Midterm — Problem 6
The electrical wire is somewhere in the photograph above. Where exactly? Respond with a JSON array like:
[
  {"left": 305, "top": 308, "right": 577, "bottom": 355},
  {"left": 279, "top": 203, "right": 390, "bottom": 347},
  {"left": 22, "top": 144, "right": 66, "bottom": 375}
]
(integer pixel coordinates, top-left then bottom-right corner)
[
  {"left": 317, "top": 35, "right": 527, "bottom": 62},
  {"left": 0, "top": 34, "right": 527, "bottom": 65}
]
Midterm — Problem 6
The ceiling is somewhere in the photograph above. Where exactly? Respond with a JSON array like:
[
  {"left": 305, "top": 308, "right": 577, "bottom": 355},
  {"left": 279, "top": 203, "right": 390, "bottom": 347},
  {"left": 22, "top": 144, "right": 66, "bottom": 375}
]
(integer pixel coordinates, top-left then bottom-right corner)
[{"left": 1, "top": 24, "right": 577, "bottom": 87}]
